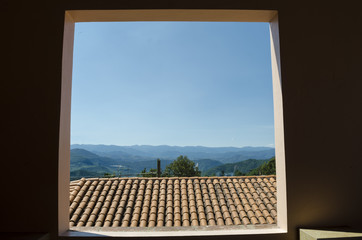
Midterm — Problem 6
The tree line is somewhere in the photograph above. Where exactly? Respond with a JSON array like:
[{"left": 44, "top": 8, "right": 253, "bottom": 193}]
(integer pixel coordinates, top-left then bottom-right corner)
[
  {"left": 234, "top": 157, "right": 275, "bottom": 176},
  {"left": 139, "top": 155, "right": 201, "bottom": 177},
  {"left": 102, "top": 155, "right": 275, "bottom": 178}
]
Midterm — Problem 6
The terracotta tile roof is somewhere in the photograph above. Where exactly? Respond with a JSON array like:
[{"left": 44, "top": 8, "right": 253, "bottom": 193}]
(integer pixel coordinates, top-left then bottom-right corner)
[{"left": 69, "top": 176, "right": 277, "bottom": 228}]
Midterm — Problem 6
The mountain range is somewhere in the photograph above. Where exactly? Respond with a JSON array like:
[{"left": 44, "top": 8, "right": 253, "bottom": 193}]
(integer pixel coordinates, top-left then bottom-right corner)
[
  {"left": 70, "top": 144, "right": 275, "bottom": 180},
  {"left": 71, "top": 144, "right": 274, "bottom": 163}
]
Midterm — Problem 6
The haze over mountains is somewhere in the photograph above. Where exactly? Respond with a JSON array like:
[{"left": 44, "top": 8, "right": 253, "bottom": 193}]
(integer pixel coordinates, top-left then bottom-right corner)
[
  {"left": 71, "top": 144, "right": 274, "bottom": 163},
  {"left": 70, "top": 144, "right": 275, "bottom": 180}
]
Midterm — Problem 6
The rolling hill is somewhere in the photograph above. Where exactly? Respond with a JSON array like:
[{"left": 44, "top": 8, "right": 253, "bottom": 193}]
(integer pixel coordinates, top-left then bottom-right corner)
[
  {"left": 71, "top": 144, "right": 275, "bottom": 163},
  {"left": 70, "top": 148, "right": 225, "bottom": 180},
  {"left": 202, "top": 159, "right": 269, "bottom": 176}
]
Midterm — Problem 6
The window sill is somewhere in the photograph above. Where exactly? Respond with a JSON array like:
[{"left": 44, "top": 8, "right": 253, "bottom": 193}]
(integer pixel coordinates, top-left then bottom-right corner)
[{"left": 60, "top": 225, "right": 286, "bottom": 237}]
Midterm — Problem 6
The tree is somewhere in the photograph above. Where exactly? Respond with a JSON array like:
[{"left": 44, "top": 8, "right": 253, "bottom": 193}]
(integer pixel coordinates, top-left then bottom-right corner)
[
  {"left": 247, "top": 157, "right": 276, "bottom": 176},
  {"left": 163, "top": 155, "right": 201, "bottom": 177},
  {"left": 234, "top": 169, "right": 244, "bottom": 176},
  {"left": 103, "top": 172, "right": 115, "bottom": 178},
  {"left": 139, "top": 168, "right": 158, "bottom": 177}
]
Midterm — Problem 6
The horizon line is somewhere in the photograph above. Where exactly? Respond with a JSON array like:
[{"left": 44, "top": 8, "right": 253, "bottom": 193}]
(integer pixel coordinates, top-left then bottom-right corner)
[{"left": 70, "top": 143, "right": 275, "bottom": 148}]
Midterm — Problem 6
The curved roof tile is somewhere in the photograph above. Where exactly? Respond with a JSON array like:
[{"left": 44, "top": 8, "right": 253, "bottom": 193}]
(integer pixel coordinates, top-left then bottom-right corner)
[{"left": 69, "top": 176, "right": 277, "bottom": 228}]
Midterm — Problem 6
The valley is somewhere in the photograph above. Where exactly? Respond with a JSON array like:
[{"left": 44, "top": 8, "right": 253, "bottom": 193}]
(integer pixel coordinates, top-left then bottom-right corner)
[{"left": 70, "top": 144, "right": 275, "bottom": 180}]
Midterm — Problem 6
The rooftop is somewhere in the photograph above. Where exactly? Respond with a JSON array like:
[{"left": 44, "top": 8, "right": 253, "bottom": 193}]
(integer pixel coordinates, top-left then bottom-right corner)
[{"left": 69, "top": 176, "right": 277, "bottom": 229}]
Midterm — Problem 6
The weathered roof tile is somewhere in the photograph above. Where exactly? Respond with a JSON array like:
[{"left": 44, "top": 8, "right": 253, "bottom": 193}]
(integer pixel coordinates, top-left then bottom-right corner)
[{"left": 69, "top": 176, "right": 277, "bottom": 228}]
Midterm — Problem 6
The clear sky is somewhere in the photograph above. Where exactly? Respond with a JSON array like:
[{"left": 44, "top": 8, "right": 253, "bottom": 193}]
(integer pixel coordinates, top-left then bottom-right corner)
[{"left": 71, "top": 21, "right": 275, "bottom": 147}]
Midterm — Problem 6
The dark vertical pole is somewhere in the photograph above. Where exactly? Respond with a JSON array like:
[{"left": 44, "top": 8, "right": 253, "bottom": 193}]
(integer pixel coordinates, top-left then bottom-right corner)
[{"left": 157, "top": 158, "right": 161, "bottom": 177}]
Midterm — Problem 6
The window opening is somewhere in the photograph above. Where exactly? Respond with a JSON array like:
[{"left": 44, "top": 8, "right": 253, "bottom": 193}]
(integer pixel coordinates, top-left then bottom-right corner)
[{"left": 59, "top": 10, "right": 287, "bottom": 236}]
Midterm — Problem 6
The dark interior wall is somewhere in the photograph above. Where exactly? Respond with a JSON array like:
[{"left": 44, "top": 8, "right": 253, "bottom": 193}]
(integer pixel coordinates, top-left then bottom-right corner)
[{"left": 3, "top": 0, "right": 362, "bottom": 240}]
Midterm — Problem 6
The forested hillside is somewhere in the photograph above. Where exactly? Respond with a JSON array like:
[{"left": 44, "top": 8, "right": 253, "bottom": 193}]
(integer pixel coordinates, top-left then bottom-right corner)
[
  {"left": 70, "top": 145, "right": 275, "bottom": 180},
  {"left": 245, "top": 157, "right": 276, "bottom": 176},
  {"left": 71, "top": 144, "right": 275, "bottom": 163},
  {"left": 202, "top": 159, "right": 269, "bottom": 176}
]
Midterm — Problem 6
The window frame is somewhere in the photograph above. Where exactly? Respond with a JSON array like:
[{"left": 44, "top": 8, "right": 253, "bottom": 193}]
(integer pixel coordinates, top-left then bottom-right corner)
[{"left": 58, "top": 9, "right": 287, "bottom": 237}]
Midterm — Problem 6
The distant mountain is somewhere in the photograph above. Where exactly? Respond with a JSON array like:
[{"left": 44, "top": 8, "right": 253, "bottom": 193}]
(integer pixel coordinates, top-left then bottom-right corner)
[
  {"left": 71, "top": 148, "right": 99, "bottom": 159},
  {"left": 245, "top": 157, "right": 275, "bottom": 176},
  {"left": 202, "top": 159, "right": 269, "bottom": 176},
  {"left": 221, "top": 149, "right": 276, "bottom": 163},
  {"left": 70, "top": 149, "right": 224, "bottom": 180},
  {"left": 70, "top": 149, "right": 132, "bottom": 180},
  {"left": 70, "top": 145, "right": 275, "bottom": 180},
  {"left": 71, "top": 144, "right": 274, "bottom": 163},
  {"left": 193, "top": 159, "right": 223, "bottom": 172},
  {"left": 71, "top": 148, "right": 126, "bottom": 168}
]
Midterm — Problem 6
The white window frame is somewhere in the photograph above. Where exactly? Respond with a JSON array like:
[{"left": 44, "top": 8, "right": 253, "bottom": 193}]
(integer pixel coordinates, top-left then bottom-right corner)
[{"left": 58, "top": 9, "right": 287, "bottom": 237}]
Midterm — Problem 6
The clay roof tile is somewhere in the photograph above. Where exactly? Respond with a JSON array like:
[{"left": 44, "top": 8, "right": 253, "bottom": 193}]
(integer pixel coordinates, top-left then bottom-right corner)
[
  {"left": 242, "top": 217, "right": 251, "bottom": 225},
  {"left": 69, "top": 176, "right": 277, "bottom": 228}
]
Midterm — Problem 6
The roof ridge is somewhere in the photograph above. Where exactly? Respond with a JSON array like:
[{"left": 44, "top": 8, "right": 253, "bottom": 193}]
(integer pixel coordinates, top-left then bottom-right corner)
[{"left": 70, "top": 175, "right": 276, "bottom": 183}]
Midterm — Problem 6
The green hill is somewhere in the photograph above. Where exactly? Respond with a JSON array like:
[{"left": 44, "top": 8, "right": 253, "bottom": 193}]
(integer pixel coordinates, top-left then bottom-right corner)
[
  {"left": 203, "top": 159, "right": 269, "bottom": 176},
  {"left": 70, "top": 149, "right": 133, "bottom": 180},
  {"left": 70, "top": 148, "right": 225, "bottom": 180},
  {"left": 194, "top": 159, "right": 223, "bottom": 172},
  {"left": 70, "top": 148, "right": 272, "bottom": 180},
  {"left": 71, "top": 144, "right": 275, "bottom": 163},
  {"left": 246, "top": 157, "right": 275, "bottom": 176}
]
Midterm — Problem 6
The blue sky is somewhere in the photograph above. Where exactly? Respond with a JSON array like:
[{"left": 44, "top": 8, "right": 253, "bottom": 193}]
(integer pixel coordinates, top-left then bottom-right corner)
[{"left": 71, "top": 21, "right": 274, "bottom": 147}]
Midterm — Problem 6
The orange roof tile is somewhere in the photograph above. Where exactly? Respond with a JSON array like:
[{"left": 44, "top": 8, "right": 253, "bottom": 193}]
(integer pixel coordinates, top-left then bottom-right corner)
[{"left": 69, "top": 176, "right": 277, "bottom": 228}]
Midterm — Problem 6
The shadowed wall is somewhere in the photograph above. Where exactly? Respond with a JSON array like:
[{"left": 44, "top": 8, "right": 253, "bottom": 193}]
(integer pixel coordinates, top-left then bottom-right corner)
[{"left": 3, "top": 0, "right": 362, "bottom": 240}]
